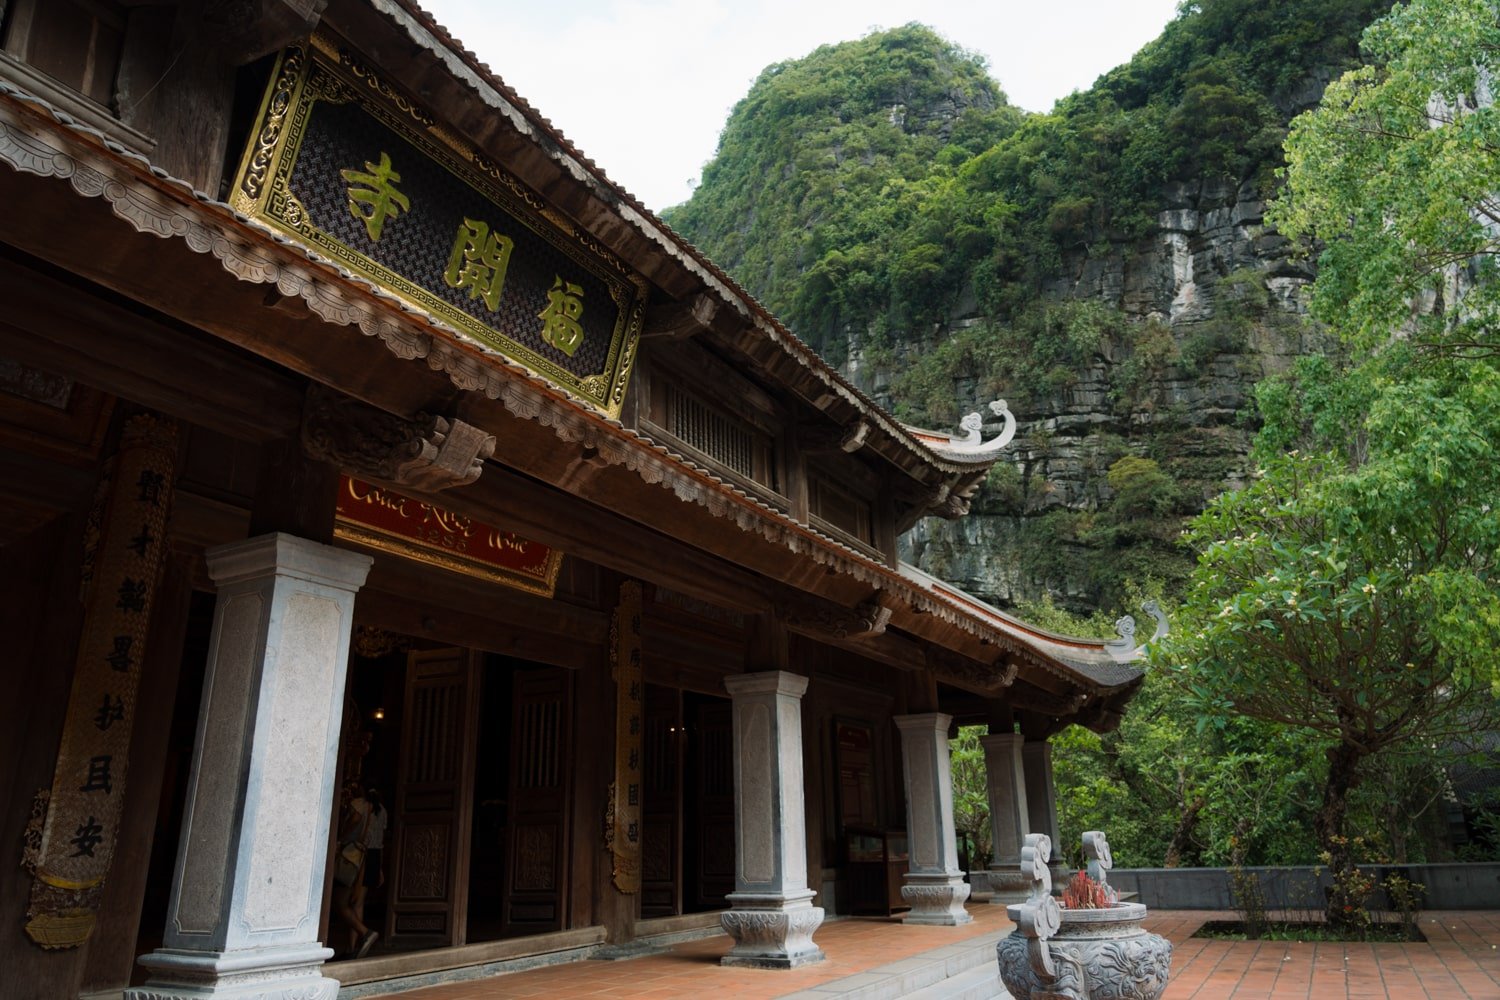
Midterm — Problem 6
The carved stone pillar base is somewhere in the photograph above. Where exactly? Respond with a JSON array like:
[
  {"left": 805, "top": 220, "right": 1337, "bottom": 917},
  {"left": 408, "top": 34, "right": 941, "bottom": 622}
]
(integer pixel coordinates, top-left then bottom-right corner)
[
  {"left": 985, "top": 866, "right": 1036, "bottom": 904},
  {"left": 126, "top": 943, "right": 337, "bottom": 1000},
  {"left": 720, "top": 891, "right": 825, "bottom": 968},
  {"left": 901, "top": 873, "right": 973, "bottom": 925}
]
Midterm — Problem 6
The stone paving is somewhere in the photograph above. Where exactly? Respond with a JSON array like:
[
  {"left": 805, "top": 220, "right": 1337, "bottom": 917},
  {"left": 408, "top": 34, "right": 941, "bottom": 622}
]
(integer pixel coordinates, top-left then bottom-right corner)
[{"left": 364, "top": 907, "right": 1500, "bottom": 999}]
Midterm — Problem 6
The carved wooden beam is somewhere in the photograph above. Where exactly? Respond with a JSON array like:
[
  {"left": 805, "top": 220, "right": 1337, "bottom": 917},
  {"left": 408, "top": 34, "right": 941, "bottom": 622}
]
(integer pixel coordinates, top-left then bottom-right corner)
[
  {"left": 893, "top": 469, "right": 989, "bottom": 532},
  {"left": 1008, "top": 683, "right": 1089, "bottom": 719},
  {"left": 782, "top": 595, "right": 892, "bottom": 641},
  {"left": 0, "top": 251, "right": 303, "bottom": 443},
  {"left": 639, "top": 292, "right": 719, "bottom": 342},
  {"left": 300, "top": 384, "right": 495, "bottom": 492},
  {"left": 927, "top": 648, "right": 1016, "bottom": 696}
]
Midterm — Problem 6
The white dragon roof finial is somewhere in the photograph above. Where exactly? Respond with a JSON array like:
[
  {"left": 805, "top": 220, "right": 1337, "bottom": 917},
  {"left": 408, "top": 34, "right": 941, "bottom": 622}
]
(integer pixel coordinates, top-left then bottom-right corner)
[{"left": 928, "top": 399, "right": 1017, "bottom": 458}]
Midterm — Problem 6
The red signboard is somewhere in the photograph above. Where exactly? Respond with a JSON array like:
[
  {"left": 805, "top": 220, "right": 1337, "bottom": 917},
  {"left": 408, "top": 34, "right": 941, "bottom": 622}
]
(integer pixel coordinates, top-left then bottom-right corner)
[{"left": 334, "top": 476, "right": 562, "bottom": 596}]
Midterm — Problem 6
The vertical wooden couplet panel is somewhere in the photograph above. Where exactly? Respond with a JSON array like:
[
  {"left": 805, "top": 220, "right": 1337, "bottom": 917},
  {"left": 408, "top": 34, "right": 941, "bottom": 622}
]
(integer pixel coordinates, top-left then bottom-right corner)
[
  {"left": 387, "top": 648, "right": 482, "bottom": 946},
  {"left": 501, "top": 667, "right": 573, "bottom": 936}
]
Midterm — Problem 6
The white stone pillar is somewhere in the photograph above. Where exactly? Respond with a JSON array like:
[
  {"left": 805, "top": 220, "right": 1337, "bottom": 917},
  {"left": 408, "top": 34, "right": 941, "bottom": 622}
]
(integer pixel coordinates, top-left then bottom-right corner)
[
  {"left": 980, "top": 731, "right": 1032, "bottom": 902},
  {"left": 894, "top": 713, "right": 972, "bottom": 925},
  {"left": 1022, "top": 738, "right": 1068, "bottom": 883},
  {"left": 128, "top": 534, "right": 371, "bottom": 1000},
  {"left": 720, "top": 671, "right": 824, "bottom": 968}
]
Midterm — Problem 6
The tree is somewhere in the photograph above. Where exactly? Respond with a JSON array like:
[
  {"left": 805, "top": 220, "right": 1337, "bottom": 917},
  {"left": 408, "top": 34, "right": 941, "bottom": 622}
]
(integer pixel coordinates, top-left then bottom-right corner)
[
  {"left": 1153, "top": 362, "right": 1500, "bottom": 925},
  {"left": 1269, "top": 0, "right": 1500, "bottom": 356},
  {"left": 948, "top": 726, "right": 991, "bottom": 870}
]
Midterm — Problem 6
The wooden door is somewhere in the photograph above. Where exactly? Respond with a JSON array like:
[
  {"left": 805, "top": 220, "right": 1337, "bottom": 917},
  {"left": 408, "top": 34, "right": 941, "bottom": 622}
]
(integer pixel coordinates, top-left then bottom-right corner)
[
  {"left": 385, "top": 648, "right": 482, "bottom": 946},
  {"left": 500, "top": 665, "right": 572, "bottom": 936},
  {"left": 641, "top": 684, "right": 682, "bottom": 918},
  {"left": 686, "top": 697, "right": 735, "bottom": 911}
]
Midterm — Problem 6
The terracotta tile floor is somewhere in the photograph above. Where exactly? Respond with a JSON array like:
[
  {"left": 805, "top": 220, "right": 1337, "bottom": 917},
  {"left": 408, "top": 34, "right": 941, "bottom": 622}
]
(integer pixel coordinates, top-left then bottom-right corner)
[
  {"left": 370, "top": 908, "right": 1500, "bottom": 999},
  {"left": 1163, "top": 910, "right": 1500, "bottom": 1000}
]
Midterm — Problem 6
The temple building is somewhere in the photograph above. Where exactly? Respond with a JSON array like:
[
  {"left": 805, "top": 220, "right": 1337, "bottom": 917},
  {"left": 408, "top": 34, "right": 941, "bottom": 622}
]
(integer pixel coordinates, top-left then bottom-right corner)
[{"left": 0, "top": 2, "right": 1145, "bottom": 997}]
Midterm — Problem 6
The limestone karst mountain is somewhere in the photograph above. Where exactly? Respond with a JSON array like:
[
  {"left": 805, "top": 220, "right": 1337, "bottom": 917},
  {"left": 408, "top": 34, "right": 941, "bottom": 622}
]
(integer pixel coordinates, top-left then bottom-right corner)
[{"left": 665, "top": 0, "right": 1390, "bottom": 613}]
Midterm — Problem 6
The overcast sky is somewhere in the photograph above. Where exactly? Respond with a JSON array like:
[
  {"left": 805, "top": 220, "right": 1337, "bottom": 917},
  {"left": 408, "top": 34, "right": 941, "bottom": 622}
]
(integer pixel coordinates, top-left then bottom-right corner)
[{"left": 418, "top": 0, "right": 1182, "bottom": 212}]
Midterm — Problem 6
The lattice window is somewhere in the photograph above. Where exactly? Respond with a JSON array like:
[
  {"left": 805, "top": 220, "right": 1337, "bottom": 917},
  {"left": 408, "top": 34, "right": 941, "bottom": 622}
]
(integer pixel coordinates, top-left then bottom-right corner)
[{"left": 656, "top": 380, "right": 776, "bottom": 489}]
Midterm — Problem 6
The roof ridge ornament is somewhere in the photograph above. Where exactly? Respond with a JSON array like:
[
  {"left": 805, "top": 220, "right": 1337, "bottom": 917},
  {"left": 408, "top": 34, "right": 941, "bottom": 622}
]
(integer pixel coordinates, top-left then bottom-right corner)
[
  {"left": 1104, "top": 599, "right": 1169, "bottom": 663},
  {"left": 929, "top": 400, "right": 1016, "bottom": 458}
]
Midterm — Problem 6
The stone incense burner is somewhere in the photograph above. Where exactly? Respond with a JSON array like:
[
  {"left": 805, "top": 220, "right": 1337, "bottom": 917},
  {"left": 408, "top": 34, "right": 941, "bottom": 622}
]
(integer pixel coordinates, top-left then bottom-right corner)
[{"left": 996, "top": 831, "right": 1172, "bottom": 1000}]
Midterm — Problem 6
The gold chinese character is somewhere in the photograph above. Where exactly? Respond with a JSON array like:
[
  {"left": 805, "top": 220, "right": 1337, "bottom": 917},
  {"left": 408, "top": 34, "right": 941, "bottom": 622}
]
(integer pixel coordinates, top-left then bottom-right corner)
[
  {"left": 443, "top": 217, "right": 514, "bottom": 311},
  {"left": 538, "top": 276, "right": 585, "bottom": 356},
  {"left": 340, "top": 151, "right": 409, "bottom": 241}
]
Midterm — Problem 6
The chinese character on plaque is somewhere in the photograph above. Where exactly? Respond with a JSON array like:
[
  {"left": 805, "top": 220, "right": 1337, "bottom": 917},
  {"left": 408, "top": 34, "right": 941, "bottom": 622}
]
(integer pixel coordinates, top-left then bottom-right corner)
[
  {"left": 340, "top": 151, "right": 409, "bottom": 241},
  {"left": 443, "top": 217, "right": 514, "bottom": 311},
  {"left": 538, "top": 277, "right": 585, "bottom": 356}
]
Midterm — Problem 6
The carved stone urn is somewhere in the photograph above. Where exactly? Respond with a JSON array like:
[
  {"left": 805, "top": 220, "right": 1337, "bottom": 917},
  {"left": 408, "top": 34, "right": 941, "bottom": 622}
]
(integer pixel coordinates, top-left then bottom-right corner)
[{"left": 996, "top": 832, "right": 1172, "bottom": 1000}]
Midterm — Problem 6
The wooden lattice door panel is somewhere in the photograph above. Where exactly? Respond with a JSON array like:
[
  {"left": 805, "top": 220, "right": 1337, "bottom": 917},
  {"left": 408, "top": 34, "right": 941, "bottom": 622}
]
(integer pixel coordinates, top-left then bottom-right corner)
[
  {"left": 688, "top": 698, "right": 735, "bottom": 911},
  {"left": 501, "top": 666, "right": 573, "bottom": 936},
  {"left": 641, "top": 684, "right": 682, "bottom": 918},
  {"left": 386, "top": 648, "right": 481, "bottom": 946}
]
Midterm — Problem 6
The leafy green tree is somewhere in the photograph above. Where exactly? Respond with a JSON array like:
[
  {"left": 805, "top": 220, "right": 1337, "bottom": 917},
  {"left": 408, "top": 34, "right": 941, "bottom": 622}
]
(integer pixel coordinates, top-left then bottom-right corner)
[
  {"left": 1027, "top": 588, "right": 1322, "bottom": 869},
  {"left": 1269, "top": 0, "right": 1500, "bottom": 356},
  {"left": 1153, "top": 362, "right": 1500, "bottom": 925},
  {"left": 948, "top": 726, "right": 992, "bottom": 869}
]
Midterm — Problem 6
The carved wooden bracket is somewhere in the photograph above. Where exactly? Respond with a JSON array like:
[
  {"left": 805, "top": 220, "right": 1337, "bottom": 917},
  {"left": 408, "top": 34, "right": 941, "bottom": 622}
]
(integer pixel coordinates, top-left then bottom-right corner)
[
  {"left": 640, "top": 292, "right": 719, "bottom": 341},
  {"left": 1009, "top": 686, "right": 1089, "bottom": 718},
  {"left": 301, "top": 384, "right": 495, "bottom": 492},
  {"left": 927, "top": 650, "right": 1016, "bottom": 695},
  {"left": 782, "top": 596, "right": 892, "bottom": 641},
  {"left": 800, "top": 420, "right": 873, "bottom": 457}
]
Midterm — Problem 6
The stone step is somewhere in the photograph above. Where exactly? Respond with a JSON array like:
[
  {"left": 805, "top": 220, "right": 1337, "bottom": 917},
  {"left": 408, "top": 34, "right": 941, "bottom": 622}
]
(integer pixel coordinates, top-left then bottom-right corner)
[
  {"left": 902, "top": 962, "right": 1011, "bottom": 1000},
  {"left": 777, "top": 931, "right": 1005, "bottom": 1000}
]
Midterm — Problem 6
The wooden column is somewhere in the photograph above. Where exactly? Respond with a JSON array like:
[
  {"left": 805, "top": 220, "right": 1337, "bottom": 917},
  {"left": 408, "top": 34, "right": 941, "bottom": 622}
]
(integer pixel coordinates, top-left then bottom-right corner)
[
  {"left": 248, "top": 436, "right": 338, "bottom": 544},
  {"left": 0, "top": 514, "right": 88, "bottom": 995}
]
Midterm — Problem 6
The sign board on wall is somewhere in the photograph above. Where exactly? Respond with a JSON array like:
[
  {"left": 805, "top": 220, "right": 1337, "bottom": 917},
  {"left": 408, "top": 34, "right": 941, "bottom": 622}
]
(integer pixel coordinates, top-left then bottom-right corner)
[{"left": 334, "top": 476, "right": 562, "bottom": 597}]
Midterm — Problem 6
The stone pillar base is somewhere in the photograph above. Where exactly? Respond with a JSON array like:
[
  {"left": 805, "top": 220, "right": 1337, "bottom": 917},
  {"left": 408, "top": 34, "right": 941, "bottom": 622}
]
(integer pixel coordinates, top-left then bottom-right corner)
[
  {"left": 127, "top": 943, "right": 337, "bottom": 1000},
  {"left": 720, "top": 891, "right": 825, "bottom": 968},
  {"left": 901, "top": 873, "right": 973, "bottom": 925},
  {"left": 985, "top": 866, "right": 1036, "bottom": 904}
]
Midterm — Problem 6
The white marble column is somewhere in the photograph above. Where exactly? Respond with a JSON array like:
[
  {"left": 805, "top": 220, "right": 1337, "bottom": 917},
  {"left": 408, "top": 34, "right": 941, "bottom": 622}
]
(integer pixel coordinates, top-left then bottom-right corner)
[
  {"left": 128, "top": 534, "right": 371, "bottom": 1000},
  {"left": 1022, "top": 738, "right": 1068, "bottom": 883},
  {"left": 894, "top": 713, "right": 972, "bottom": 925},
  {"left": 980, "top": 731, "right": 1033, "bottom": 902},
  {"left": 720, "top": 671, "right": 824, "bottom": 968}
]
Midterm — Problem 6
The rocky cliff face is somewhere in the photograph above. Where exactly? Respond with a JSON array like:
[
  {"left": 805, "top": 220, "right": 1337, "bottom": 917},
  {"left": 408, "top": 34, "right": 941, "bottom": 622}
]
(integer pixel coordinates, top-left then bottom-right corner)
[{"left": 850, "top": 176, "right": 1332, "bottom": 610}]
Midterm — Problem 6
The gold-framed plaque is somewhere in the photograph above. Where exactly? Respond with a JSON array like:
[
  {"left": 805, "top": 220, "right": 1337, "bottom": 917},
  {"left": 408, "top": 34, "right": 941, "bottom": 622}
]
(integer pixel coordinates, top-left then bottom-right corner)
[{"left": 230, "top": 36, "right": 647, "bottom": 418}]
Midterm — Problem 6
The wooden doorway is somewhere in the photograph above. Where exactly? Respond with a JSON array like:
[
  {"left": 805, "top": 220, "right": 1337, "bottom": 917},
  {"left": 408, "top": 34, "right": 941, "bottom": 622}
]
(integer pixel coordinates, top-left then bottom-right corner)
[
  {"left": 683, "top": 692, "right": 735, "bottom": 912},
  {"left": 498, "top": 663, "right": 573, "bottom": 937},
  {"left": 385, "top": 648, "right": 482, "bottom": 947},
  {"left": 641, "top": 684, "right": 683, "bottom": 918}
]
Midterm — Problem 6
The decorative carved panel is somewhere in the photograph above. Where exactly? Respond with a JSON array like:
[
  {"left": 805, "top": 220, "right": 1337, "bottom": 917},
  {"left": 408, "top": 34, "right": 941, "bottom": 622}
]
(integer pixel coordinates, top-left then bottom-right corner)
[
  {"left": 513, "top": 824, "right": 556, "bottom": 892},
  {"left": 398, "top": 824, "right": 448, "bottom": 899}
]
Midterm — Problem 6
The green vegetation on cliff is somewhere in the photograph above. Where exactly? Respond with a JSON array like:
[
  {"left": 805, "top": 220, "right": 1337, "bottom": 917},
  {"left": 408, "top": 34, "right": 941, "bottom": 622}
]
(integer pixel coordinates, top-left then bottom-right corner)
[
  {"left": 664, "top": 23, "right": 1021, "bottom": 357},
  {"left": 667, "top": 0, "right": 1387, "bottom": 370}
]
